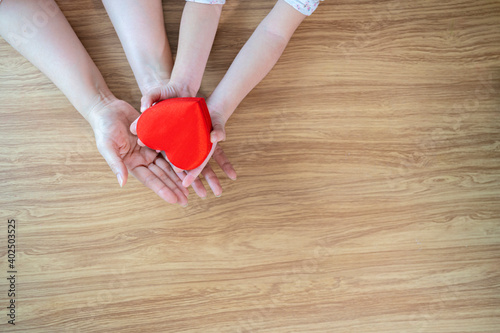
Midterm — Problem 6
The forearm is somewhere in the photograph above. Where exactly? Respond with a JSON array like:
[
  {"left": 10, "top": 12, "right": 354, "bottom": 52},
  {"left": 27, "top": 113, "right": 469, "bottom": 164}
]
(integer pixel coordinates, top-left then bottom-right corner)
[
  {"left": 102, "top": 0, "right": 173, "bottom": 95},
  {"left": 208, "top": 0, "right": 305, "bottom": 121},
  {"left": 0, "top": 0, "right": 115, "bottom": 121},
  {"left": 170, "top": 2, "right": 223, "bottom": 96}
]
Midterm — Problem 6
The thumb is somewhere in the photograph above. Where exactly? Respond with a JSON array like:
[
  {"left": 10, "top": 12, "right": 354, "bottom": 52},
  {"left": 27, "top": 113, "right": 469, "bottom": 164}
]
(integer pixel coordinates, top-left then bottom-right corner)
[
  {"left": 210, "top": 122, "right": 226, "bottom": 143},
  {"left": 130, "top": 118, "right": 138, "bottom": 135},
  {"left": 140, "top": 92, "right": 159, "bottom": 113},
  {"left": 98, "top": 143, "right": 128, "bottom": 187},
  {"left": 141, "top": 85, "right": 177, "bottom": 112}
]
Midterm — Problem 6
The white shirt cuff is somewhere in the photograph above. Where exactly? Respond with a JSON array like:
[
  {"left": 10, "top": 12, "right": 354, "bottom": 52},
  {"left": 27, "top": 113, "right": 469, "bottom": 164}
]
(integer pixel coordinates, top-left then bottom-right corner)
[
  {"left": 185, "top": 0, "right": 226, "bottom": 4},
  {"left": 283, "top": 0, "right": 321, "bottom": 16}
]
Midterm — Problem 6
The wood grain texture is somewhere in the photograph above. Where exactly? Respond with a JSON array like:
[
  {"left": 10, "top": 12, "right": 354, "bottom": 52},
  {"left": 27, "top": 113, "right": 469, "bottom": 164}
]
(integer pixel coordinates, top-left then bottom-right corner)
[{"left": 1, "top": 0, "right": 500, "bottom": 332}]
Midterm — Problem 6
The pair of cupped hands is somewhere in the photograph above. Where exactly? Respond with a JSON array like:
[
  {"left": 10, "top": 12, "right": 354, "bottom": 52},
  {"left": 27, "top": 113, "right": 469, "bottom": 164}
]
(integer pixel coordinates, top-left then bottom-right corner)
[{"left": 88, "top": 80, "right": 236, "bottom": 206}]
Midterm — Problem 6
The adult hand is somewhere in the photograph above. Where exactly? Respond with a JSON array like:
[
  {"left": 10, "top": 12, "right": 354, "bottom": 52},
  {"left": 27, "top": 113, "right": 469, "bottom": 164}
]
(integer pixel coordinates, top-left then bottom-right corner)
[{"left": 88, "top": 97, "right": 189, "bottom": 206}]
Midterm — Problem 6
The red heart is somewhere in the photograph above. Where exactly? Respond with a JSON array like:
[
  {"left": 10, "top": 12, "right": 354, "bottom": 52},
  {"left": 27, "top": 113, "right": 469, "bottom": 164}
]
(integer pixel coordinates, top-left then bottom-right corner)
[{"left": 136, "top": 98, "right": 213, "bottom": 170}]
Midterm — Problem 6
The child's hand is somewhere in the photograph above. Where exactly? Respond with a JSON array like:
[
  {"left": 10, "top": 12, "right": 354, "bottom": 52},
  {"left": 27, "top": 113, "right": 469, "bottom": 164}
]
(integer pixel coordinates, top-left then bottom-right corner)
[
  {"left": 179, "top": 102, "right": 233, "bottom": 189},
  {"left": 129, "top": 80, "right": 187, "bottom": 158},
  {"left": 129, "top": 82, "right": 237, "bottom": 198},
  {"left": 139, "top": 80, "right": 193, "bottom": 113},
  {"left": 171, "top": 144, "right": 236, "bottom": 198}
]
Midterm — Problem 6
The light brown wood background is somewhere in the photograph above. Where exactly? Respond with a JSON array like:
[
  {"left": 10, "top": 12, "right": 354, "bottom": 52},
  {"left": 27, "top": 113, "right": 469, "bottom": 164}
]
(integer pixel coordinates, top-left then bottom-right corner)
[{"left": 1, "top": 0, "right": 500, "bottom": 332}]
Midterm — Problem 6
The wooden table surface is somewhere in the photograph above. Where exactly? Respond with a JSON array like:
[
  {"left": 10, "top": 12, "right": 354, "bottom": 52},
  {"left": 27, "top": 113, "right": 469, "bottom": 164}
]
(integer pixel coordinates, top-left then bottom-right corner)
[{"left": 1, "top": 0, "right": 499, "bottom": 332}]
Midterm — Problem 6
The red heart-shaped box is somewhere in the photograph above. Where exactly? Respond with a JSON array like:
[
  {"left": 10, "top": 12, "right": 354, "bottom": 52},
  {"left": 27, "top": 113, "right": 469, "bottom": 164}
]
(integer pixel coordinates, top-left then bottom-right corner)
[{"left": 136, "top": 98, "right": 213, "bottom": 170}]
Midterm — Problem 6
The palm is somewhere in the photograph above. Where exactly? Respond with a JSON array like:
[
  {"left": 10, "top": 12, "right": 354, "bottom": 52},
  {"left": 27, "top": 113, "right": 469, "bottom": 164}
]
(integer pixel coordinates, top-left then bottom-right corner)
[
  {"left": 90, "top": 99, "right": 188, "bottom": 205},
  {"left": 94, "top": 101, "right": 154, "bottom": 167}
]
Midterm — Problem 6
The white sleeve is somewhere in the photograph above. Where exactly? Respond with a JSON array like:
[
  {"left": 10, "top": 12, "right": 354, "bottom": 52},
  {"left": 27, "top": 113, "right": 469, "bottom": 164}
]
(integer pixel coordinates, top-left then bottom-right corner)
[
  {"left": 185, "top": 0, "right": 226, "bottom": 4},
  {"left": 283, "top": 0, "right": 321, "bottom": 16}
]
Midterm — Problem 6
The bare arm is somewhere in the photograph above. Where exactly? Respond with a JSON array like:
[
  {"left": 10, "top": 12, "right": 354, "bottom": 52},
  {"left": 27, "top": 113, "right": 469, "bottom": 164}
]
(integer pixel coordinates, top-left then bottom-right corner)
[
  {"left": 0, "top": 0, "right": 190, "bottom": 205},
  {"left": 101, "top": 0, "right": 173, "bottom": 95},
  {"left": 181, "top": 0, "right": 306, "bottom": 187},
  {"left": 170, "top": 2, "right": 223, "bottom": 97},
  {"left": 0, "top": 0, "right": 113, "bottom": 120},
  {"left": 208, "top": 0, "right": 306, "bottom": 130},
  {"left": 103, "top": 0, "right": 222, "bottom": 107}
]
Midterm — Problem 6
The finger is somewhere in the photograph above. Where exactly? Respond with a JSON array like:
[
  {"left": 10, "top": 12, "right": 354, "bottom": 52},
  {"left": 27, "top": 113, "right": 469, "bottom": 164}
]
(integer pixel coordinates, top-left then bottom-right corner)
[
  {"left": 132, "top": 120, "right": 145, "bottom": 147},
  {"left": 147, "top": 163, "right": 188, "bottom": 206},
  {"left": 213, "top": 145, "right": 237, "bottom": 180},
  {"left": 130, "top": 118, "right": 138, "bottom": 135},
  {"left": 210, "top": 123, "right": 226, "bottom": 143},
  {"left": 98, "top": 142, "right": 128, "bottom": 187},
  {"left": 130, "top": 165, "right": 178, "bottom": 204},
  {"left": 201, "top": 164, "right": 222, "bottom": 197},
  {"left": 141, "top": 87, "right": 168, "bottom": 112},
  {"left": 172, "top": 165, "right": 184, "bottom": 173},
  {"left": 182, "top": 143, "right": 217, "bottom": 188},
  {"left": 191, "top": 179, "right": 208, "bottom": 198},
  {"left": 154, "top": 157, "right": 190, "bottom": 197},
  {"left": 178, "top": 171, "right": 207, "bottom": 198},
  {"left": 159, "top": 151, "right": 184, "bottom": 173},
  {"left": 140, "top": 93, "right": 159, "bottom": 113}
]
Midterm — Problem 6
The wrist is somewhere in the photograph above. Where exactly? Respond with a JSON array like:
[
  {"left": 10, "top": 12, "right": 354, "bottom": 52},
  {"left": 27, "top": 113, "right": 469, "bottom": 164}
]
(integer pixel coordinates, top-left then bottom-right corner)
[
  {"left": 175, "top": 82, "right": 198, "bottom": 98},
  {"left": 136, "top": 63, "right": 172, "bottom": 96},
  {"left": 206, "top": 97, "right": 231, "bottom": 124},
  {"left": 168, "top": 75, "right": 199, "bottom": 98},
  {"left": 84, "top": 91, "right": 119, "bottom": 129},
  {"left": 137, "top": 64, "right": 198, "bottom": 98}
]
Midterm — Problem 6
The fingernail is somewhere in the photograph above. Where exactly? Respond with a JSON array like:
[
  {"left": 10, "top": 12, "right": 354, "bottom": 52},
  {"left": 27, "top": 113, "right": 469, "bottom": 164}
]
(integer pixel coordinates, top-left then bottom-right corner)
[
  {"left": 215, "top": 193, "right": 222, "bottom": 198},
  {"left": 117, "top": 173, "right": 124, "bottom": 187},
  {"left": 181, "top": 203, "right": 188, "bottom": 207},
  {"left": 210, "top": 133, "right": 216, "bottom": 143},
  {"left": 140, "top": 106, "right": 146, "bottom": 112}
]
